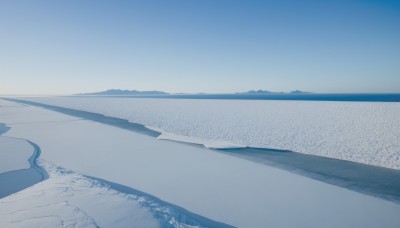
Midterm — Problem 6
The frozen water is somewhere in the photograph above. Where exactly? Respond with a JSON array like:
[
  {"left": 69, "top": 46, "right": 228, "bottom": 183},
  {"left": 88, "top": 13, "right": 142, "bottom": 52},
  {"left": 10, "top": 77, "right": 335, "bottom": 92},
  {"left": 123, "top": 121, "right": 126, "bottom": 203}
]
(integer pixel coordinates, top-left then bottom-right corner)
[
  {"left": 15, "top": 97, "right": 400, "bottom": 169},
  {"left": 1, "top": 99, "right": 400, "bottom": 227}
]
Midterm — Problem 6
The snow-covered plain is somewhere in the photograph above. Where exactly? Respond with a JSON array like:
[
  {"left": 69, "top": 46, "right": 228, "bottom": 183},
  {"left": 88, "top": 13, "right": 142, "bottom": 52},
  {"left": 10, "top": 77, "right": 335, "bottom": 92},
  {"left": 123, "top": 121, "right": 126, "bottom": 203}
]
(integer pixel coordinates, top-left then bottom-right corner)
[
  {"left": 19, "top": 96, "right": 400, "bottom": 169},
  {"left": 1, "top": 99, "right": 400, "bottom": 227},
  {"left": 0, "top": 100, "right": 228, "bottom": 228}
]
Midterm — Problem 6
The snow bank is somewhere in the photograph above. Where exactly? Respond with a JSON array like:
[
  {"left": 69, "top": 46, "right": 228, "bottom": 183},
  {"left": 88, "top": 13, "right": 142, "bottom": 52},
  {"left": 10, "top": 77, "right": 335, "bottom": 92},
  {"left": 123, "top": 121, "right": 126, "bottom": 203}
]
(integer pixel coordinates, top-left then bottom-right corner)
[
  {"left": 0, "top": 137, "right": 33, "bottom": 174},
  {"left": 18, "top": 97, "right": 400, "bottom": 169}
]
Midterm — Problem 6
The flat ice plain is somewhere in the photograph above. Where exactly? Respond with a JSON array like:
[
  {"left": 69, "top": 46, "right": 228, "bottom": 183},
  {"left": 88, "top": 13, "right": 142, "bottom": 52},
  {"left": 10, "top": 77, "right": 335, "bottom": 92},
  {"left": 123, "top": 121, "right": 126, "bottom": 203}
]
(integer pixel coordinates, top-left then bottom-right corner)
[
  {"left": 1, "top": 99, "right": 400, "bottom": 227},
  {"left": 0, "top": 137, "right": 33, "bottom": 174},
  {"left": 20, "top": 96, "right": 400, "bottom": 169},
  {"left": 0, "top": 100, "right": 228, "bottom": 228}
]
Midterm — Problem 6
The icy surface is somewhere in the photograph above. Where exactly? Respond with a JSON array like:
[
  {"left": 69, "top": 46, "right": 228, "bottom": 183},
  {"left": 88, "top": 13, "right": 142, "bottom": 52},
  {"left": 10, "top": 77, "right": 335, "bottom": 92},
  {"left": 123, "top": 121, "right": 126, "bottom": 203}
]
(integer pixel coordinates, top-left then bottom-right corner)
[
  {"left": 0, "top": 161, "right": 161, "bottom": 228},
  {"left": 0, "top": 137, "right": 33, "bottom": 174},
  {"left": 19, "top": 96, "right": 400, "bottom": 169},
  {"left": 146, "top": 126, "right": 244, "bottom": 149},
  {"left": 1, "top": 99, "right": 400, "bottom": 227}
]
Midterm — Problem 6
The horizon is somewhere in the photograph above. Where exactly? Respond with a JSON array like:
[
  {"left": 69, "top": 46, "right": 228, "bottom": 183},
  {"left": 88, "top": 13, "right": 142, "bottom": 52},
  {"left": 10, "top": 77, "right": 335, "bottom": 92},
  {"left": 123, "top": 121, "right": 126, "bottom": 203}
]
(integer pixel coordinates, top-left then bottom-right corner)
[
  {"left": 3, "top": 88, "right": 400, "bottom": 97},
  {"left": 1, "top": 0, "right": 400, "bottom": 95}
]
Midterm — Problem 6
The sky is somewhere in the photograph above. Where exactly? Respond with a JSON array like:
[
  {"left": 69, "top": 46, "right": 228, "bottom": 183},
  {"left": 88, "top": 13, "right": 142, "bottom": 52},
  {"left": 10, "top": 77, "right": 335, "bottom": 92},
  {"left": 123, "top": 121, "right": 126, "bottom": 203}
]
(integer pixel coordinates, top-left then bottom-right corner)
[{"left": 0, "top": 0, "right": 399, "bottom": 95}]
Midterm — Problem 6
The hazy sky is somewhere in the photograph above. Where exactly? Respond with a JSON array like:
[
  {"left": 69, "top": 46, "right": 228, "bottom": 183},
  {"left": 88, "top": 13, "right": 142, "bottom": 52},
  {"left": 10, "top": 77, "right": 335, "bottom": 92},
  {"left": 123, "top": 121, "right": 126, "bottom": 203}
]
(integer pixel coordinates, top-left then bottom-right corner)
[{"left": 1, "top": 0, "right": 399, "bottom": 95}]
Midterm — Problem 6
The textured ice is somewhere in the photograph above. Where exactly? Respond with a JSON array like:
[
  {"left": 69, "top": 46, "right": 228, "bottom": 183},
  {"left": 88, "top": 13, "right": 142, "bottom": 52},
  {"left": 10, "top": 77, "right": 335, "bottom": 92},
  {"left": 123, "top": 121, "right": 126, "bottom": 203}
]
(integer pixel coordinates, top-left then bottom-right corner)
[
  {"left": 19, "top": 97, "right": 400, "bottom": 169},
  {"left": 0, "top": 161, "right": 161, "bottom": 228}
]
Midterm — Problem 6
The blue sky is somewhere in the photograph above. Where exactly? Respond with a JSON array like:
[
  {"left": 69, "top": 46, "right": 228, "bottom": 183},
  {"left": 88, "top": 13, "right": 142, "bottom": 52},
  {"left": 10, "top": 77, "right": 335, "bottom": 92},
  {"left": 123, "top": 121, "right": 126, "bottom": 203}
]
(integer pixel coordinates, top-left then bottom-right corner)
[{"left": 1, "top": 0, "right": 399, "bottom": 95}]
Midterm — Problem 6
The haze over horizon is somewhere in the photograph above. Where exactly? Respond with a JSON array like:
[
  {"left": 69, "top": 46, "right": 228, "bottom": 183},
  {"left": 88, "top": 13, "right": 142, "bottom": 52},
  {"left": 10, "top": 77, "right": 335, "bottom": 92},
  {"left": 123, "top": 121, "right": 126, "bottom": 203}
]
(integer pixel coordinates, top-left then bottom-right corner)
[{"left": 1, "top": 0, "right": 400, "bottom": 95}]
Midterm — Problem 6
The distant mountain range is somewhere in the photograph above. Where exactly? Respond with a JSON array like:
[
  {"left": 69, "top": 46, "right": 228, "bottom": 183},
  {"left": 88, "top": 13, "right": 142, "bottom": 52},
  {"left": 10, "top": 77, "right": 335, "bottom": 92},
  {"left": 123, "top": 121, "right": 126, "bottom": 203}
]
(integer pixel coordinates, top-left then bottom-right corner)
[
  {"left": 78, "top": 89, "right": 311, "bottom": 96},
  {"left": 289, "top": 90, "right": 311, "bottom": 94},
  {"left": 79, "top": 89, "right": 169, "bottom": 96},
  {"left": 237, "top": 90, "right": 311, "bottom": 95}
]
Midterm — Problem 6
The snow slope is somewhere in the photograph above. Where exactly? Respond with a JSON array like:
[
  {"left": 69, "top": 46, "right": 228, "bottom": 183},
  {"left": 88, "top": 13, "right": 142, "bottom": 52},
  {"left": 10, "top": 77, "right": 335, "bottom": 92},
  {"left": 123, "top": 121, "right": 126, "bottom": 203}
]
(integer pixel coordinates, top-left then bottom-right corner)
[
  {"left": 19, "top": 96, "right": 400, "bottom": 169},
  {"left": 1, "top": 99, "right": 400, "bottom": 227}
]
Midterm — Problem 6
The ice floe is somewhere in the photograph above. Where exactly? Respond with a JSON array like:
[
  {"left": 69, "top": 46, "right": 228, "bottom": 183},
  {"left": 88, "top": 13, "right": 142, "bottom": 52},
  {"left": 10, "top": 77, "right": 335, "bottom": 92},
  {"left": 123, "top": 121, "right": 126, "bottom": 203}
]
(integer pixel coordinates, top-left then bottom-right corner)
[{"left": 0, "top": 135, "right": 35, "bottom": 174}]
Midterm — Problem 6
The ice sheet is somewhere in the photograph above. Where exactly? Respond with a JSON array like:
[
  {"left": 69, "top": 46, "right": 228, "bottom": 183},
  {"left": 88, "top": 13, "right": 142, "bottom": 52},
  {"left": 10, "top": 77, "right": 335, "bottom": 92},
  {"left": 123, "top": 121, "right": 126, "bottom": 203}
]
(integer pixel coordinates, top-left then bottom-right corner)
[
  {"left": 17, "top": 97, "right": 400, "bottom": 169},
  {"left": 1, "top": 100, "right": 400, "bottom": 227}
]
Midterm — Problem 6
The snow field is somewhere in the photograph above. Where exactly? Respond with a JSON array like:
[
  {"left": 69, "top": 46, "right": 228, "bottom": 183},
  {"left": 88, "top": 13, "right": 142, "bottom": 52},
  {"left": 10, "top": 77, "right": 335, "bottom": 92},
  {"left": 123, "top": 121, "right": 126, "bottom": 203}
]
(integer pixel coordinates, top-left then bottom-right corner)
[{"left": 21, "top": 97, "right": 400, "bottom": 169}]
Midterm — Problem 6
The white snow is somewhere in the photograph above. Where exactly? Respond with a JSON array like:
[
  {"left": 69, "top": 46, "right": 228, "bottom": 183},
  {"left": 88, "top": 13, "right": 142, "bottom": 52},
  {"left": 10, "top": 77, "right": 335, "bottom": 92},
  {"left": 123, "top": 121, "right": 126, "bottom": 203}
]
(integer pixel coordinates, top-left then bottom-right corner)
[
  {"left": 0, "top": 137, "right": 33, "bottom": 174},
  {"left": 1, "top": 99, "right": 400, "bottom": 227},
  {"left": 146, "top": 126, "right": 245, "bottom": 149},
  {"left": 0, "top": 161, "right": 161, "bottom": 228},
  {"left": 18, "top": 96, "right": 400, "bottom": 169}
]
